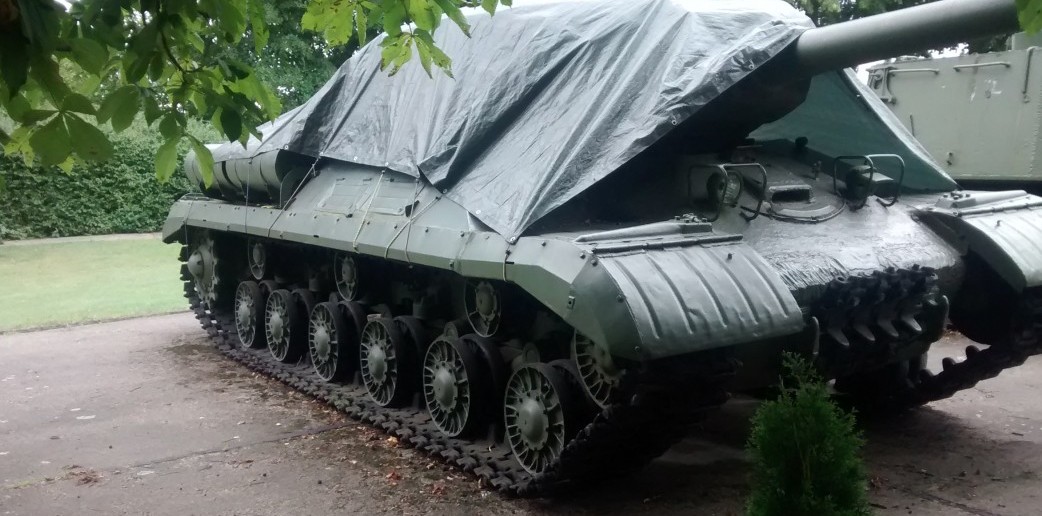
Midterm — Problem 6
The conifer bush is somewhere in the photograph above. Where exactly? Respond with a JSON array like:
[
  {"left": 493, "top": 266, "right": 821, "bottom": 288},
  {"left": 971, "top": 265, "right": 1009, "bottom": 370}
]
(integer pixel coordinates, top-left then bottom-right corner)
[{"left": 746, "top": 353, "right": 872, "bottom": 516}]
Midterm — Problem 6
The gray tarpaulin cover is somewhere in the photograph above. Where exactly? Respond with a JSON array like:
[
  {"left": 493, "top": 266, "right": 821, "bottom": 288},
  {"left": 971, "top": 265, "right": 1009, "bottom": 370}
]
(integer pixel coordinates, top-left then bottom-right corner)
[{"left": 212, "top": 0, "right": 813, "bottom": 239}]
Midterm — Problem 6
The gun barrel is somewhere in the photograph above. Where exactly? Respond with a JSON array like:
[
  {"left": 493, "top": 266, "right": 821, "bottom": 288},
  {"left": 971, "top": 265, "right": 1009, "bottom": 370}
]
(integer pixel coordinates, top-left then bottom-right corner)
[{"left": 793, "top": 0, "right": 1019, "bottom": 75}]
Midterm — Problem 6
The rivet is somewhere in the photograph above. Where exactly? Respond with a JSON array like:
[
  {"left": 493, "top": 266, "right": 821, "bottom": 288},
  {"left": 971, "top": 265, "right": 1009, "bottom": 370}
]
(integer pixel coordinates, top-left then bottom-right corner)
[
  {"left": 996, "top": 220, "right": 1002, "bottom": 227},
  {"left": 540, "top": 241, "right": 547, "bottom": 247},
  {"left": 424, "top": 228, "right": 429, "bottom": 233},
  {"left": 580, "top": 252, "right": 586, "bottom": 259},
  {"left": 726, "top": 252, "right": 733, "bottom": 260},
  {"left": 617, "top": 294, "right": 624, "bottom": 302}
]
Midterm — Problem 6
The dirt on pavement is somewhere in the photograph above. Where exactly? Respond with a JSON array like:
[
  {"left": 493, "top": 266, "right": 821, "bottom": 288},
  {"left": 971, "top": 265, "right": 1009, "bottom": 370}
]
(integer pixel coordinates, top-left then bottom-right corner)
[{"left": 2, "top": 313, "right": 1041, "bottom": 515}]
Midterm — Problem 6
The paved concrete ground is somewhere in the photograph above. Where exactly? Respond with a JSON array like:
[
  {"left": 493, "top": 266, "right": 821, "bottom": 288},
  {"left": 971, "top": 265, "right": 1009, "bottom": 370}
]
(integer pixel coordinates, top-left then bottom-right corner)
[{"left": 2, "top": 314, "right": 1041, "bottom": 515}]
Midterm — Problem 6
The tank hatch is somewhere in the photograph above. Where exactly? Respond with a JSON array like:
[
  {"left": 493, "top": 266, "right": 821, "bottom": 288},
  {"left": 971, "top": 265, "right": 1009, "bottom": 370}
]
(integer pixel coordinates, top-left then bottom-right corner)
[{"left": 736, "top": 161, "right": 845, "bottom": 222}]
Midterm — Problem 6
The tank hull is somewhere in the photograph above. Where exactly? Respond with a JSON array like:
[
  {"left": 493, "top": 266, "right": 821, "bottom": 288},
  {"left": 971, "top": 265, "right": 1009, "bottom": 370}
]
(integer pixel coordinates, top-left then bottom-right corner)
[{"left": 163, "top": 155, "right": 1042, "bottom": 375}]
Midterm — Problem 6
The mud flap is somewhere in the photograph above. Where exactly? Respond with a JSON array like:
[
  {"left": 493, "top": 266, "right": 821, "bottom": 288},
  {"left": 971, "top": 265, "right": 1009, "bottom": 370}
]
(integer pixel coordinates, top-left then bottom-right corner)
[
  {"left": 919, "top": 191, "right": 1042, "bottom": 292},
  {"left": 595, "top": 242, "right": 805, "bottom": 360}
]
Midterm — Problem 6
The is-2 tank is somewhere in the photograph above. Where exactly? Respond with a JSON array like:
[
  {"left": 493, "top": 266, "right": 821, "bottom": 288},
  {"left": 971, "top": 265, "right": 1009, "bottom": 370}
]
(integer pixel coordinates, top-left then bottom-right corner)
[
  {"left": 867, "top": 30, "right": 1042, "bottom": 192},
  {"left": 163, "top": 0, "right": 1042, "bottom": 495}
]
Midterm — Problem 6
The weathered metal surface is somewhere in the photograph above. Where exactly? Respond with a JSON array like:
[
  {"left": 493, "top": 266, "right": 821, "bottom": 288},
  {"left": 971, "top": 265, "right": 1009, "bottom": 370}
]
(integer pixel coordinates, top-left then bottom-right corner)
[
  {"left": 921, "top": 191, "right": 1042, "bottom": 290},
  {"left": 790, "top": 0, "right": 1017, "bottom": 75},
  {"left": 597, "top": 244, "right": 804, "bottom": 358},
  {"left": 867, "top": 38, "right": 1042, "bottom": 184}
]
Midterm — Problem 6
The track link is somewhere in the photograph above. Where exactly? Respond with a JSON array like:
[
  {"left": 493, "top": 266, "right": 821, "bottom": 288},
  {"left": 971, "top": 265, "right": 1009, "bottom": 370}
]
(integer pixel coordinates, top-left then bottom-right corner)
[
  {"left": 179, "top": 252, "right": 732, "bottom": 497},
  {"left": 851, "top": 289, "right": 1042, "bottom": 412},
  {"left": 906, "top": 290, "right": 1042, "bottom": 406}
]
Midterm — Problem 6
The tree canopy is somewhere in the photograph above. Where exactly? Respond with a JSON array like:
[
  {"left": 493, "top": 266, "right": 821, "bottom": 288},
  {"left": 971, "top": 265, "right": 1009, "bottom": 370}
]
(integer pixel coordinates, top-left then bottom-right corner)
[
  {"left": 0, "top": 0, "right": 1036, "bottom": 186},
  {"left": 0, "top": 0, "right": 508, "bottom": 185}
]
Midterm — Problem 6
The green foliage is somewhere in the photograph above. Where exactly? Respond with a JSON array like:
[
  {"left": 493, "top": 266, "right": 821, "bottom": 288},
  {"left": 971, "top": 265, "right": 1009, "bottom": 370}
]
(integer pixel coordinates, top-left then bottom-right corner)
[
  {"left": 0, "top": 0, "right": 282, "bottom": 180},
  {"left": 302, "top": 0, "right": 509, "bottom": 78},
  {"left": 0, "top": 118, "right": 215, "bottom": 240},
  {"left": 785, "top": 0, "right": 930, "bottom": 27},
  {"left": 746, "top": 354, "right": 872, "bottom": 516},
  {"left": 0, "top": 0, "right": 509, "bottom": 182},
  {"left": 219, "top": 0, "right": 354, "bottom": 110},
  {"left": 1020, "top": 0, "right": 1042, "bottom": 34}
]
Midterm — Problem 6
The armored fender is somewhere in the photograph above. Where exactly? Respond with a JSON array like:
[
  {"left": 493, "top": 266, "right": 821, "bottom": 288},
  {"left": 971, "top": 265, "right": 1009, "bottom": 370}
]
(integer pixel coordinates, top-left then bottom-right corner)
[{"left": 920, "top": 191, "right": 1042, "bottom": 291}]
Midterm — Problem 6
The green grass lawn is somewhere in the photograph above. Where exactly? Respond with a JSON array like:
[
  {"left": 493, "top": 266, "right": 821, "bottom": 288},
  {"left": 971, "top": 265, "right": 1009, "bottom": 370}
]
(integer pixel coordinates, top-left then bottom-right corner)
[{"left": 0, "top": 238, "right": 187, "bottom": 332}]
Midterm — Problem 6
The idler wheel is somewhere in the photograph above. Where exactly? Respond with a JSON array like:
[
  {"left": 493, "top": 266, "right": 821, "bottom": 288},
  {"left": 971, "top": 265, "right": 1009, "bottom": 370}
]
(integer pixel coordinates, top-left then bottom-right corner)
[
  {"left": 266, "top": 289, "right": 306, "bottom": 363},
  {"left": 571, "top": 331, "right": 622, "bottom": 408},
  {"left": 187, "top": 233, "right": 233, "bottom": 310},
  {"left": 504, "top": 362, "right": 585, "bottom": 475},
  {"left": 423, "top": 336, "right": 487, "bottom": 437},
  {"left": 359, "top": 317, "right": 415, "bottom": 407},
  {"left": 233, "top": 281, "right": 266, "bottom": 349},
  {"left": 308, "top": 302, "right": 353, "bottom": 382}
]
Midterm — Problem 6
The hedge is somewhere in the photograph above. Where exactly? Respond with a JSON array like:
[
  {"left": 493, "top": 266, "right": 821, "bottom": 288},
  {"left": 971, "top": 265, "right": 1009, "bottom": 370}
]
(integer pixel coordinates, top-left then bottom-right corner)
[{"left": 0, "top": 119, "right": 216, "bottom": 240}]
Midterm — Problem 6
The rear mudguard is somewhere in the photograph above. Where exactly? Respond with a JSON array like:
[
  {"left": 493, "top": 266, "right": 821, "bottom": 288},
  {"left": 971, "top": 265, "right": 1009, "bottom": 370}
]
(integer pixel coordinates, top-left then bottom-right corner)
[{"left": 919, "top": 191, "right": 1042, "bottom": 292}]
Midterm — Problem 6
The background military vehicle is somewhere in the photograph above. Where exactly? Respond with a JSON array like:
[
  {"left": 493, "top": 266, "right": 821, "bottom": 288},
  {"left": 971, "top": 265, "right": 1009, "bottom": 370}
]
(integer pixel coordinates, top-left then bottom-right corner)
[
  {"left": 164, "top": 0, "right": 1040, "bottom": 495},
  {"left": 867, "top": 31, "right": 1042, "bottom": 192}
]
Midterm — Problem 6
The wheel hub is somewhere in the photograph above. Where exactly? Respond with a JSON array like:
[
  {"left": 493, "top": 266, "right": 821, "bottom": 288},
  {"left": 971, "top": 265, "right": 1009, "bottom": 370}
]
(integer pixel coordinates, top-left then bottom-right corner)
[
  {"left": 516, "top": 397, "right": 549, "bottom": 450},
  {"left": 187, "top": 251, "right": 205, "bottom": 279},
  {"left": 432, "top": 366, "right": 457, "bottom": 410},
  {"left": 475, "top": 282, "right": 497, "bottom": 324},
  {"left": 468, "top": 281, "right": 501, "bottom": 336},
  {"left": 367, "top": 344, "right": 388, "bottom": 383},
  {"left": 336, "top": 254, "right": 360, "bottom": 300},
  {"left": 249, "top": 242, "right": 266, "bottom": 280},
  {"left": 341, "top": 260, "right": 355, "bottom": 285},
  {"left": 313, "top": 326, "right": 331, "bottom": 361},
  {"left": 251, "top": 244, "right": 263, "bottom": 266},
  {"left": 237, "top": 299, "right": 252, "bottom": 327},
  {"left": 270, "top": 313, "right": 285, "bottom": 342}
]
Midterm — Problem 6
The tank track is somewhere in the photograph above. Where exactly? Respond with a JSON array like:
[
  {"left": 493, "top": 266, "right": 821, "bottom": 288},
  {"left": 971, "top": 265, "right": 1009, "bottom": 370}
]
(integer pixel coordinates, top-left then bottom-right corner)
[
  {"left": 179, "top": 248, "right": 733, "bottom": 497},
  {"left": 846, "top": 287, "right": 1042, "bottom": 412},
  {"left": 905, "top": 289, "right": 1042, "bottom": 406}
]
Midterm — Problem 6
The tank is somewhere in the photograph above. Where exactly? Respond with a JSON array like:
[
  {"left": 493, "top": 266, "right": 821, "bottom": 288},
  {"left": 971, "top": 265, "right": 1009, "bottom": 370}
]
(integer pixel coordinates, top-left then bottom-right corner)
[
  {"left": 866, "top": 30, "right": 1042, "bottom": 191},
  {"left": 163, "top": 0, "right": 1040, "bottom": 496}
]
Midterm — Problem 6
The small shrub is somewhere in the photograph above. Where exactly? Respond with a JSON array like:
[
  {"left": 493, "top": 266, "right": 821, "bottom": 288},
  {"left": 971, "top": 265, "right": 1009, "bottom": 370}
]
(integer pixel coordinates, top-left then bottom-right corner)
[{"left": 746, "top": 353, "right": 872, "bottom": 516}]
